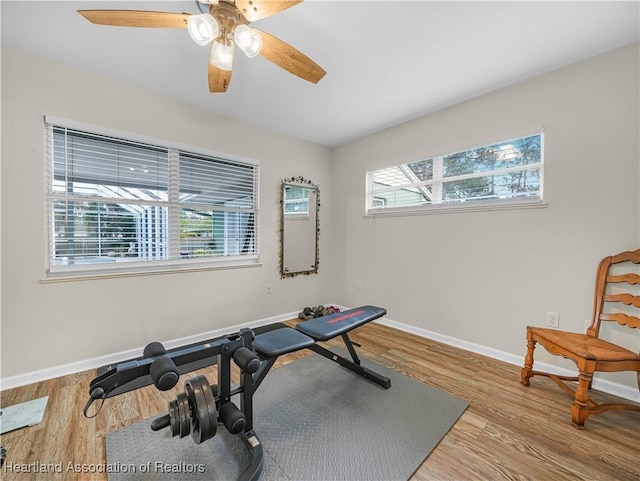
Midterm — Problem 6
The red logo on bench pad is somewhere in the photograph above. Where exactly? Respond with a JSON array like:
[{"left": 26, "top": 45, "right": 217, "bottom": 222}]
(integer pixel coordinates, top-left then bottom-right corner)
[{"left": 327, "top": 310, "right": 365, "bottom": 324}]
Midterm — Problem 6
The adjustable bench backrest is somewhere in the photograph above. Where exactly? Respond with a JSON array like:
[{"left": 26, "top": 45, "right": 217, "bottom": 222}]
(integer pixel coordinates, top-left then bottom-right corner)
[{"left": 295, "top": 306, "right": 386, "bottom": 341}]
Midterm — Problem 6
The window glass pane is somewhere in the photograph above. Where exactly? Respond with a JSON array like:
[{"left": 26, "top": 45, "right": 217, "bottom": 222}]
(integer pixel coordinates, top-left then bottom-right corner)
[
  {"left": 180, "top": 209, "right": 216, "bottom": 257},
  {"left": 443, "top": 135, "right": 541, "bottom": 178},
  {"left": 501, "top": 135, "right": 542, "bottom": 167},
  {"left": 372, "top": 186, "right": 431, "bottom": 208},
  {"left": 373, "top": 167, "right": 408, "bottom": 187},
  {"left": 51, "top": 200, "right": 168, "bottom": 265},
  {"left": 441, "top": 177, "right": 493, "bottom": 202},
  {"left": 442, "top": 168, "right": 541, "bottom": 203},
  {"left": 180, "top": 209, "right": 255, "bottom": 258},
  {"left": 372, "top": 160, "right": 434, "bottom": 189},
  {"left": 223, "top": 211, "right": 255, "bottom": 256},
  {"left": 443, "top": 149, "right": 497, "bottom": 177},
  {"left": 406, "top": 159, "right": 433, "bottom": 181}
]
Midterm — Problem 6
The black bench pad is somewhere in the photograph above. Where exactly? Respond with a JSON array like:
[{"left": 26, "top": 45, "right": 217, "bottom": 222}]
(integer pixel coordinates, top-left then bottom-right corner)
[
  {"left": 253, "top": 328, "right": 315, "bottom": 357},
  {"left": 295, "top": 305, "right": 387, "bottom": 342}
]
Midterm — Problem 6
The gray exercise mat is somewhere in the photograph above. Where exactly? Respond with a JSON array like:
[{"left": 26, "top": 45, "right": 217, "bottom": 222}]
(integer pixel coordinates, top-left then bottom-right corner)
[{"left": 106, "top": 353, "right": 468, "bottom": 481}]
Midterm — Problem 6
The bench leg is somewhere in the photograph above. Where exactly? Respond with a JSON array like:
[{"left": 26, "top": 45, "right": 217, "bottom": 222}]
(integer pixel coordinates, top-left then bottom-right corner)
[
  {"left": 342, "top": 333, "right": 361, "bottom": 365},
  {"left": 307, "top": 344, "right": 391, "bottom": 389}
]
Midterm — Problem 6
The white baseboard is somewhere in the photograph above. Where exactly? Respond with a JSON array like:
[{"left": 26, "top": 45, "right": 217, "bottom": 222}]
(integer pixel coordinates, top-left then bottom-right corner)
[
  {"left": 3, "top": 306, "right": 638, "bottom": 404},
  {"left": 376, "top": 316, "right": 640, "bottom": 403},
  {"left": 0, "top": 310, "right": 299, "bottom": 391}
]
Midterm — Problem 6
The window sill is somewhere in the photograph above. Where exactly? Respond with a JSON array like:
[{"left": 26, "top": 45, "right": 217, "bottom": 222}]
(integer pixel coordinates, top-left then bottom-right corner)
[
  {"left": 41, "top": 258, "right": 262, "bottom": 283},
  {"left": 365, "top": 198, "right": 546, "bottom": 218}
]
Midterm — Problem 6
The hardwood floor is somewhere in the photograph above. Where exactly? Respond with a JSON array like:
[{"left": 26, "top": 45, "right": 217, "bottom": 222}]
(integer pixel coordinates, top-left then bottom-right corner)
[{"left": 1, "top": 321, "right": 639, "bottom": 481}]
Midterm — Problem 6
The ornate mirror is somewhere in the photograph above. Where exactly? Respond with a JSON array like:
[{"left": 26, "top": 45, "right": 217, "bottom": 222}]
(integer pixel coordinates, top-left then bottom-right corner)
[{"left": 280, "top": 176, "right": 319, "bottom": 278}]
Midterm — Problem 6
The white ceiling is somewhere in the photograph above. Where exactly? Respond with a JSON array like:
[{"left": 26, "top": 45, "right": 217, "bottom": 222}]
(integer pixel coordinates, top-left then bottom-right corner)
[{"left": 2, "top": 1, "right": 639, "bottom": 146}]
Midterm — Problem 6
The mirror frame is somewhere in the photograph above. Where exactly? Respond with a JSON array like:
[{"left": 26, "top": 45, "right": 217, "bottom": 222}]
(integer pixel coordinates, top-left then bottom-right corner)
[{"left": 279, "top": 176, "right": 320, "bottom": 278}]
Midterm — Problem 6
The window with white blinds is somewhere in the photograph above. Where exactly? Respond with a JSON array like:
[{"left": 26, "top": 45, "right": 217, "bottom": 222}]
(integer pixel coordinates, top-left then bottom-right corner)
[
  {"left": 366, "top": 134, "right": 543, "bottom": 214},
  {"left": 45, "top": 120, "right": 258, "bottom": 276}
]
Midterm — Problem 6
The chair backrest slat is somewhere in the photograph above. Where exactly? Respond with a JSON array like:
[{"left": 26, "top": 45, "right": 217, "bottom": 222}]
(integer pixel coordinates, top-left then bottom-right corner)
[
  {"left": 599, "top": 312, "right": 640, "bottom": 329},
  {"left": 588, "top": 249, "right": 640, "bottom": 337},
  {"left": 606, "top": 273, "right": 640, "bottom": 285},
  {"left": 610, "top": 250, "right": 640, "bottom": 264},
  {"left": 602, "top": 293, "right": 640, "bottom": 308}
]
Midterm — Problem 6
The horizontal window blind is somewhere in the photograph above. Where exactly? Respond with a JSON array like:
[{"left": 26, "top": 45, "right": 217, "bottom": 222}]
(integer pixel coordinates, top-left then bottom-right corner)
[
  {"left": 179, "top": 152, "right": 256, "bottom": 258},
  {"left": 46, "top": 122, "right": 258, "bottom": 275},
  {"left": 367, "top": 134, "right": 543, "bottom": 212}
]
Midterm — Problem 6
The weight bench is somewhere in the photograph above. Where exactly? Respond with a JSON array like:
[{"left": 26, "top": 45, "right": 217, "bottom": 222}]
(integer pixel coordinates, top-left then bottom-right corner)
[
  {"left": 251, "top": 305, "right": 391, "bottom": 390},
  {"left": 84, "top": 305, "right": 389, "bottom": 481}
]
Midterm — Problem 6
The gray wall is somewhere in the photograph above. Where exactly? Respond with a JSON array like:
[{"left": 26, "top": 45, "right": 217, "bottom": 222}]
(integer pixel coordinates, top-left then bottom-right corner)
[
  {"left": 329, "top": 43, "right": 639, "bottom": 390},
  {"left": 1, "top": 47, "right": 334, "bottom": 378}
]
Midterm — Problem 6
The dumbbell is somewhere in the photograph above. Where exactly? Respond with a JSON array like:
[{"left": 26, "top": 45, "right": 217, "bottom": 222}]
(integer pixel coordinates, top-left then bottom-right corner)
[{"left": 143, "top": 342, "right": 179, "bottom": 391}]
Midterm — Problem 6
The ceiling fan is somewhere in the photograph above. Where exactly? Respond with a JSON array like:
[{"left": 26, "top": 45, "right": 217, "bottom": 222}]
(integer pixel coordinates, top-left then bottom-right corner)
[{"left": 78, "top": 0, "right": 326, "bottom": 92}]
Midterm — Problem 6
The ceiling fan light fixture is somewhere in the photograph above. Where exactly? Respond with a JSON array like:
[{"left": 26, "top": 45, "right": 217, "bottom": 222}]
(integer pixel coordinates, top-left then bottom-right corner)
[
  {"left": 188, "top": 13, "right": 220, "bottom": 46},
  {"left": 78, "top": 2, "right": 326, "bottom": 93},
  {"left": 210, "top": 38, "right": 235, "bottom": 71},
  {"left": 234, "top": 25, "right": 263, "bottom": 58}
]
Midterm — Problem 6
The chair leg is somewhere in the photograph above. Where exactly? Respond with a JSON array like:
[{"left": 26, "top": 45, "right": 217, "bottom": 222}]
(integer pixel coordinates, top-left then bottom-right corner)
[
  {"left": 570, "top": 370, "right": 593, "bottom": 428},
  {"left": 521, "top": 336, "right": 536, "bottom": 386}
]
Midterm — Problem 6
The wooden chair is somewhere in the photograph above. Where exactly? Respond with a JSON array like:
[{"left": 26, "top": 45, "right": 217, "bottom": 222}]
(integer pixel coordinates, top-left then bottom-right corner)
[{"left": 521, "top": 249, "right": 640, "bottom": 428}]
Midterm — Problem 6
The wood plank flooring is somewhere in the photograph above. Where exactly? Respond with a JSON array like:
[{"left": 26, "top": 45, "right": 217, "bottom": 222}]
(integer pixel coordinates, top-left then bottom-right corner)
[{"left": 1, "top": 321, "right": 639, "bottom": 480}]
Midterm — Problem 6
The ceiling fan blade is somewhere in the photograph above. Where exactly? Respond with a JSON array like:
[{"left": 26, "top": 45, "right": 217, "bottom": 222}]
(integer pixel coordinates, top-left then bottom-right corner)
[
  {"left": 209, "top": 63, "right": 233, "bottom": 93},
  {"left": 236, "top": 0, "right": 302, "bottom": 22},
  {"left": 257, "top": 30, "right": 326, "bottom": 84},
  {"left": 78, "top": 10, "right": 189, "bottom": 28}
]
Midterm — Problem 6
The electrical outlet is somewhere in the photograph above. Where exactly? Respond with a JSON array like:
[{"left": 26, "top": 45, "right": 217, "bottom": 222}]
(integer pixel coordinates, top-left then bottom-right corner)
[
  {"left": 265, "top": 284, "right": 272, "bottom": 294},
  {"left": 356, "top": 280, "right": 362, "bottom": 290},
  {"left": 546, "top": 312, "right": 559, "bottom": 328}
]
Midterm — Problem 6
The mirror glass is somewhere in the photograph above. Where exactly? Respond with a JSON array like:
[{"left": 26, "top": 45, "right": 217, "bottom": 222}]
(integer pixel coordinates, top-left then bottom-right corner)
[{"left": 280, "top": 177, "right": 319, "bottom": 278}]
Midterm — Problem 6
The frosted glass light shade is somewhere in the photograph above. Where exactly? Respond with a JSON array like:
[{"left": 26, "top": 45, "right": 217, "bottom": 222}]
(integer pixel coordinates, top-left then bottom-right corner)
[
  {"left": 210, "top": 39, "right": 235, "bottom": 71},
  {"left": 188, "top": 14, "right": 220, "bottom": 46},
  {"left": 234, "top": 25, "right": 263, "bottom": 58}
]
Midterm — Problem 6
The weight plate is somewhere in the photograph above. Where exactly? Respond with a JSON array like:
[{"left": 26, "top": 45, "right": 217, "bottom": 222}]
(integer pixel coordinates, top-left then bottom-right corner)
[
  {"left": 185, "top": 380, "right": 202, "bottom": 444},
  {"left": 169, "top": 399, "right": 180, "bottom": 437},
  {"left": 200, "top": 378, "right": 218, "bottom": 440},
  {"left": 186, "top": 376, "right": 214, "bottom": 444},
  {"left": 196, "top": 375, "right": 217, "bottom": 443},
  {"left": 176, "top": 392, "right": 190, "bottom": 438}
]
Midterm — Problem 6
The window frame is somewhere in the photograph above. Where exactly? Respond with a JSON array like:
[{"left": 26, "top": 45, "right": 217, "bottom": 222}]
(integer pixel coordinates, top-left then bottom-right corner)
[
  {"left": 365, "top": 133, "right": 545, "bottom": 216},
  {"left": 43, "top": 116, "right": 260, "bottom": 280}
]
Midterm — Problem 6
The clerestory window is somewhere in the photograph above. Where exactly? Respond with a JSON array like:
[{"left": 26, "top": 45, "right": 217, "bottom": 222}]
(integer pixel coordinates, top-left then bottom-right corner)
[
  {"left": 45, "top": 118, "right": 259, "bottom": 278},
  {"left": 366, "top": 134, "right": 543, "bottom": 215}
]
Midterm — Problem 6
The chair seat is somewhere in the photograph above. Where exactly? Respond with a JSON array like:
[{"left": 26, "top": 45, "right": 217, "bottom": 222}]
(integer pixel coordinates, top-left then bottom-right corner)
[{"left": 528, "top": 327, "right": 640, "bottom": 362}]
